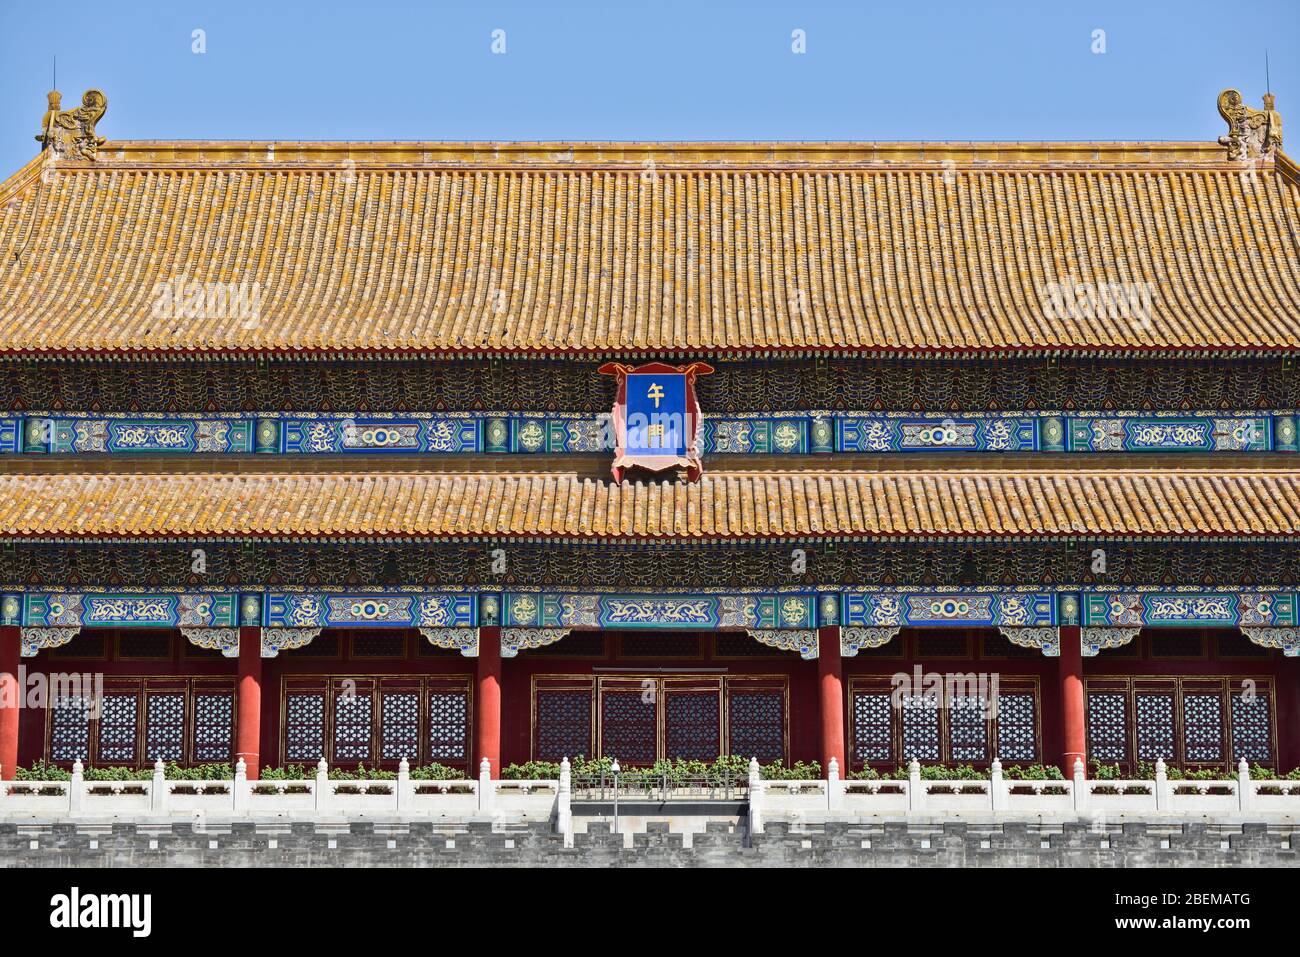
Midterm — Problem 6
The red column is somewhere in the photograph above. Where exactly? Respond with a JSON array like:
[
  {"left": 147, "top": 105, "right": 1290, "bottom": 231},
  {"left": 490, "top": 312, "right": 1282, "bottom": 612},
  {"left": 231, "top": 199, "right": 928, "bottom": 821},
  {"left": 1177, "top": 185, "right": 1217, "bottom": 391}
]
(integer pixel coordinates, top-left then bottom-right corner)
[
  {"left": 476, "top": 626, "right": 502, "bottom": 777},
  {"left": 817, "top": 625, "right": 846, "bottom": 773},
  {"left": 236, "top": 626, "right": 262, "bottom": 780},
  {"left": 1059, "top": 624, "right": 1085, "bottom": 776},
  {"left": 0, "top": 626, "right": 19, "bottom": 780}
]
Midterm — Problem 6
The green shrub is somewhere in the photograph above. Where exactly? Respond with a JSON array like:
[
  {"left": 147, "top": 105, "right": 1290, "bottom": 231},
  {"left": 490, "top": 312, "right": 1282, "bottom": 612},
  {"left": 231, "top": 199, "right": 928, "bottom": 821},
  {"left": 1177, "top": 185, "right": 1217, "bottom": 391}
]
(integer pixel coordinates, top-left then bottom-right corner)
[
  {"left": 14, "top": 760, "right": 71, "bottom": 781},
  {"left": 1000, "top": 763, "right": 1065, "bottom": 780},
  {"left": 407, "top": 762, "right": 467, "bottom": 780}
]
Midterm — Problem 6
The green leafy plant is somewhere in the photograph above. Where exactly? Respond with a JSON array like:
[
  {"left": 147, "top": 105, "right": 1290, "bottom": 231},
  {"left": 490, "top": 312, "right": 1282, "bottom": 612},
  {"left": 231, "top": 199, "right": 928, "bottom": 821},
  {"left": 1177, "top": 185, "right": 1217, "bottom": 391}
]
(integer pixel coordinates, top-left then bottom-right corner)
[
  {"left": 14, "top": 760, "right": 71, "bottom": 781},
  {"left": 1000, "top": 764, "right": 1065, "bottom": 780}
]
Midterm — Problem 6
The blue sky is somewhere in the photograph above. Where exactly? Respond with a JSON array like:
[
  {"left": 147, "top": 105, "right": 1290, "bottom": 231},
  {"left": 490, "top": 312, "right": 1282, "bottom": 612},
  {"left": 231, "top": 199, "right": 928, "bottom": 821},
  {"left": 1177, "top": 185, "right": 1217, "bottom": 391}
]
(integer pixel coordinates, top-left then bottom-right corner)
[{"left": 1, "top": 0, "right": 1296, "bottom": 174}]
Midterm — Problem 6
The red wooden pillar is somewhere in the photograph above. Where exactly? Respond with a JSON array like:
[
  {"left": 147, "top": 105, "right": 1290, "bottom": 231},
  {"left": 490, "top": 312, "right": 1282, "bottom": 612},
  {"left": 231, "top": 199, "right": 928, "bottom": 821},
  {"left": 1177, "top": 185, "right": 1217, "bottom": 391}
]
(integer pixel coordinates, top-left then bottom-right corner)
[
  {"left": 477, "top": 626, "right": 502, "bottom": 777},
  {"left": 236, "top": 625, "right": 262, "bottom": 780},
  {"left": 817, "top": 625, "right": 846, "bottom": 773},
  {"left": 1058, "top": 624, "right": 1085, "bottom": 776},
  {"left": 0, "top": 626, "right": 20, "bottom": 780}
]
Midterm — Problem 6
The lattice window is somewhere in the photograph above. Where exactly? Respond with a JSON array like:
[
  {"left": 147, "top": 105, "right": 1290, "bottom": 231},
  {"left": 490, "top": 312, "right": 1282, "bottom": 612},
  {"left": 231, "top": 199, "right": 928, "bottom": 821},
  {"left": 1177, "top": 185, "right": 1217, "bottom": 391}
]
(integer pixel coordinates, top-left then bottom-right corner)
[
  {"left": 852, "top": 692, "right": 893, "bottom": 764},
  {"left": 601, "top": 690, "right": 656, "bottom": 764},
  {"left": 522, "top": 632, "right": 605, "bottom": 657},
  {"left": 285, "top": 693, "right": 326, "bottom": 762},
  {"left": 981, "top": 633, "right": 1039, "bottom": 659},
  {"left": 333, "top": 692, "right": 373, "bottom": 762},
  {"left": 380, "top": 691, "right": 420, "bottom": 762},
  {"left": 948, "top": 694, "right": 989, "bottom": 762},
  {"left": 900, "top": 695, "right": 941, "bottom": 761},
  {"left": 352, "top": 633, "right": 406, "bottom": 658},
  {"left": 1086, "top": 692, "right": 1129, "bottom": 763},
  {"left": 117, "top": 632, "right": 172, "bottom": 659},
  {"left": 49, "top": 634, "right": 104, "bottom": 659},
  {"left": 728, "top": 690, "right": 784, "bottom": 763},
  {"left": 915, "top": 633, "right": 969, "bottom": 658},
  {"left": 664, "top": 691, "right": 719, "bottom": 761},
  {"left": 193, "top": 692, "right": 233, "bottom": 763},
  {"left": 1135, "top": 692, "right": 1176, "bottom": 763},
  {"left": 714, "top": 634, "right": 782, "bottom": 657},
  {"left": 288, "top": 634, "right": 340, "bottom": 657},
  {"left": 427, "top": 691, "right": 468, "bottom": 763},
  {"left": 1150, "top": 634, "right": 1206, "bottom": 658},
  {"left": 1182, "top": 693, "right": 1225, "bottom": 764},
  {"left": 537, "top": 690, "right": 593, "bottom": 761},
  {"left": 1217, "top": 632, "right": 1270, "bottom": 658},
  {"left": 619, "top": 633, "right": 701, "bottom": 658},
  {"left": 145, "top": 693, "right": 185, "bottom": 762},
  {"left": 50, "top": 698, "right": 90, "bottom": 762},
  {"left": 1230, "top": 691, "right": 1272, "bottom": 764},
  {"left": 997, "top": 692, "right": 1037, "bottom": 762},
  {"left": 98, "top": 693, "right": 139, "bottom": 763}
]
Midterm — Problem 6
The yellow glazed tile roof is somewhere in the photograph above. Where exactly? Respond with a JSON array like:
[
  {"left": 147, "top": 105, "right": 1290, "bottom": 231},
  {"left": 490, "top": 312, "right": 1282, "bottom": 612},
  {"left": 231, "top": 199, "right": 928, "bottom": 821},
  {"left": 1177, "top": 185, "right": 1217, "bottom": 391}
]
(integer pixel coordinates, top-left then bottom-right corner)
[
  {"left": 2, "top": 141, "right": 1299, "bottom": 355},
  {"left": 1, "top": 468, "right": 1297, "bottom": 539}
]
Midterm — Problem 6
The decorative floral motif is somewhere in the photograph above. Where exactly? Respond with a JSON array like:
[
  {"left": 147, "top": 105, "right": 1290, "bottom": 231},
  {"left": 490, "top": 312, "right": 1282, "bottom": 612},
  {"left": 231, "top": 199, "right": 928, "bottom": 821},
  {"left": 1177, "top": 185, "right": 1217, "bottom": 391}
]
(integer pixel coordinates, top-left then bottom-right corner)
[
  {"left": 260, "top": 627, "right": 322, "bottom": 658},
  {"left": 19, "top": 626, "right": 81, "bottom": 658},
  {"left": 500, "top": 627, "right": 571, "bottom": 658},
  {"left": 1081, "top": 626, "right": 1141, "bottom": 657},
  {"left": 745, "top": 629, "right": 818, "bottom": 659},
  {"left": 840, "top": 626, "right": 900, "bottom": 657},
  {"left": 1240, "top": 627, "right": 1300, "bottom": 656},
  {"left": 998, "top": 626, "right": 1059, "bottom": 657},
  {"left": 418, "top": 627, "right": 479, "bottom": 657},
  {"left": 180, "top": 627, "right": 240, "bottom": 658}
]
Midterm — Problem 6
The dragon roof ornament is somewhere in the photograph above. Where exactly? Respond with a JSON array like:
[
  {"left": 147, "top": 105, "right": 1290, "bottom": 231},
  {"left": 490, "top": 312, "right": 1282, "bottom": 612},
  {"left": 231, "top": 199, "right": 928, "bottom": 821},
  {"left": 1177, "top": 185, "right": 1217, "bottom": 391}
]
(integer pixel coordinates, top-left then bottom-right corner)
[
  {"left": 36, "top": 89, "right": 107, "bottom": 160},
  {"left": 1218, "top": 88, "right": 1282, "bottom": 160}
]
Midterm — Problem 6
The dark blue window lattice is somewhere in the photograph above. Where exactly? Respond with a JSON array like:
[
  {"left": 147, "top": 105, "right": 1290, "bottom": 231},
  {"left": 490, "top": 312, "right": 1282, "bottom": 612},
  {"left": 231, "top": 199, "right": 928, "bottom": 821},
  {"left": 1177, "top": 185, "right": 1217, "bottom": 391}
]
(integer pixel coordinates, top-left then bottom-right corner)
[
  {"left": 664, "top": 691, "right": 719, "bottom": 761},
  {"left": 380, "top": 691, "right": 420, "bottom": 762},
  {"left": 427, "top": 691, "right": 468, "bottom": 763},
  {"left": 997, "top": 692, "right": 1037, "bottom": 762},
  {"left": 50, "top": 697, "right": 91, "bottom": 763},
  {"left": 536, "top": 690, "right": 593, "bottom": 761},
  {"left": 900, "top": 695, "right": 940, "bottom": 762},
  {"left": 852, "top": 692, "right": 893, "bottom": 764},
  {"left": 145, "top": 693, "right": 185, "bottom": 762},
  {"left": 97, "top": 693, "right": 139, "bottom": 763},
  {"left": 1087, "top": 692, "right": 1129, "bottom": 764},
  {"left": 285, "top": 693, "right": 326, "bottom": 762},
  {"left": 333, "top": 693, "right": 372, "bottom": 762},
  {"left": 1182, "top": 693, "right": 1224, "bottom": 764},
  {"left": 948, "top": 694, "right": 989, "bottom": 762},
  {"left": 601, "top": 691, "right": 656, "bottom": 764},
  {"left": 727, "top": 690, "right": 784, "bottom": 763},
  {"left": 1135, "top": 692, "right": 1176, "bottom": 763},
  {"left": 1230, "top": 692, "right": 1272, "bottom": 764},
  {"left": 193, "top": 692, "right": 233, "bottom": 763}
]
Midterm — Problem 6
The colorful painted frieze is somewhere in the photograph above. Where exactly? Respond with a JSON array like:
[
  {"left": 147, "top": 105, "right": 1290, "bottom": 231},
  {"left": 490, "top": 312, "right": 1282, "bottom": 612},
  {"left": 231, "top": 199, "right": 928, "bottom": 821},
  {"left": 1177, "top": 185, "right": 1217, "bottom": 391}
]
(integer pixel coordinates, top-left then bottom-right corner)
[
  {"left": 22, "top": 593, "right": 238, "bottom": 628},
  {"left": 842, "top": 591, "right": 1056, "bottom": 628},
  {"left": 5, "top": 412, "right": 1295, "bottom": 456},
  {"left": 1082, "top": 591, "right": 1299, "bottom": 628},
  {"left": 500, "top": 592, "right": 817, "bottom": 630},
  {"left": 837, "top": 416, "right": 1037, "bottom": 452},
  {"left": 265, "top": 593, "right": 477, "bottom": 628},
  {"left": 1067, "top": 416, "right": 1271, "bottom": 452}
]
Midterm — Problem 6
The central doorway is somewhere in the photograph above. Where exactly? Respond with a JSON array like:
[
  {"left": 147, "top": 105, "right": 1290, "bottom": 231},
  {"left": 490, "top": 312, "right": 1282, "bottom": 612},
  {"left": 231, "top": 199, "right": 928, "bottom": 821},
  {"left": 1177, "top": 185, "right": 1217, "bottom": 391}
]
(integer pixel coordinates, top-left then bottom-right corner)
[{"left": 596, "top": 677, "right": 723, "bottom": 764}]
